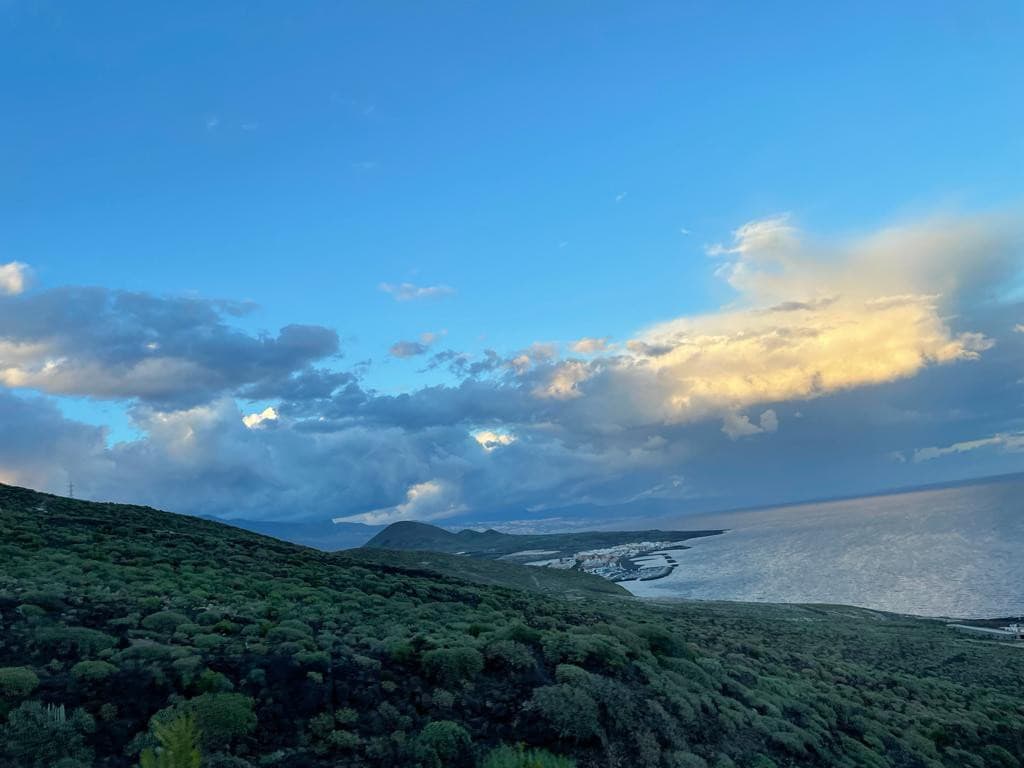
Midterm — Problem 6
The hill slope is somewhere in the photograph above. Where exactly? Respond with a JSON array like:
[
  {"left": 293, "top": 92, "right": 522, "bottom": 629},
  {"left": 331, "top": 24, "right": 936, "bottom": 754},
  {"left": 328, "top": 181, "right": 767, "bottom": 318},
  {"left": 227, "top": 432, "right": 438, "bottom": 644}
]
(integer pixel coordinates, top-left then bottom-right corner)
[
  {"left": 364, "top": 520, "right": 723, "bottom": 558},
  {"left": 344, "top": 547, "right": 630, "bottom": 598},
  {"left": 2, "top": 482, "right": 1023, "bottom": 768}
]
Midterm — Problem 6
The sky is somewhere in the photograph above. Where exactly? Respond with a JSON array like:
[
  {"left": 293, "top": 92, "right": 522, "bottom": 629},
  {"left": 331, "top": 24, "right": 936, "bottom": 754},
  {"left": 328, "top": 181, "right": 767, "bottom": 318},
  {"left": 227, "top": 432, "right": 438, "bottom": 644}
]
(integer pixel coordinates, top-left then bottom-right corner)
[{"left": 1, "top": 2, "right": 1022, "bottom": 527}]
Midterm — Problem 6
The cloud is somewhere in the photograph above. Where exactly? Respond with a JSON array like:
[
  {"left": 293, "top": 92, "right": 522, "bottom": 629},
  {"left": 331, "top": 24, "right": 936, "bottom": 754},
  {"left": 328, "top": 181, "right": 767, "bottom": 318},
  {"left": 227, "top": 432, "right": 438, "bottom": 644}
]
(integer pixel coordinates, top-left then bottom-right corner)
[
  {"left": 706, "top": 214, "right": 795, "bottom": 258},
  {"left": 0, "top": 262, "right": 30, "bottom": 295},
  {"left": 242, "top": 406, "right": 278, "bottom": 429},
  {"left": 334, "top": 479, "right": 465, "bottom": 525},
  {"left": 913, "top": 431, "right": 1024, "bottom": 462},
  {"left": 722, "top": 409, "right": 778, "bottom": 440},
  {"left": 535, "top": 213, "right": 1016, "bottom": 430},
  {"left": 0, "top": 391, "right": 111, "bottom": 492},
  {"left": 389, "top": 330, "right": 445, "bottom": 358},
  {"left": 379, "top": 282, "right": 454, "bottom": 301},
  {"left": 571, "top": 337, "right": 608, "bottom": 355},
  {"left": 1, "top": 211, "right": 1022, "bottom": 525},
  {"left": 472, "top": 429, "right": 516, "bottom": 452},
  {"left": 0, "top": 287, "right": 340, "bottom": 406},
  {"left": 389, "top": 340, "right": 429, "bottom": 358}
]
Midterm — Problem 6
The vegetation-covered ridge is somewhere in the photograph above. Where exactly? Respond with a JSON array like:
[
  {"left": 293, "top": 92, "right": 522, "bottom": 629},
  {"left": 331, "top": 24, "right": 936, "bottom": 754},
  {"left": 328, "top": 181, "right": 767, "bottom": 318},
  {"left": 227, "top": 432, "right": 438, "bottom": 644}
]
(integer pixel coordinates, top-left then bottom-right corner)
[
  {"left": 1, "top": 483, "right": 1023, "bottom": 768},
  {"left": 363, "top": 520, "right": 723, "bottom": 559}
]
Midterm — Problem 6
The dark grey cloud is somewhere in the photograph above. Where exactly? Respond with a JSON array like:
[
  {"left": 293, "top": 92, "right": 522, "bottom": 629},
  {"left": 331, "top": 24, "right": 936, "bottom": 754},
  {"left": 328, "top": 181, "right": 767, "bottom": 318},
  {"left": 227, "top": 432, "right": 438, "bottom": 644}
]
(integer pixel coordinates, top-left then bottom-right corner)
[
  {"left": 0, "top": 287, "right": 340, "bottom": 407},
  {"left": 3, "top": 315, "right": 1022, "bottom": 524},
  {"left": 0, "top": 391, "right": 111, "bottom": 491}
]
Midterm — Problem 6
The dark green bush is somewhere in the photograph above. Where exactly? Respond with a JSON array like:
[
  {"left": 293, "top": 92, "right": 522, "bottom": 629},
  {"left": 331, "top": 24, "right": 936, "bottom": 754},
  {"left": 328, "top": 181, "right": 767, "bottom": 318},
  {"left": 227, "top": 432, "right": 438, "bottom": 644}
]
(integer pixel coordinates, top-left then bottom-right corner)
[
  {"left": 141, "top": 611, "right": 192, "bottom": 634},
  {"left": 483, "top": 744, "right": 576, "bottom": 768},
  {"left": 1, "top": 702, "right": 95, "bottom": 767},
  {"left": 70, "top": 660, "right": 117, "bottom": 682},
  {"left": 414, "top": 720, "right": 472, "bottom": 767},
  {"left": 0, "top": 666, "right": 39, "bottom": 696},
  {"left": 421, "top": 647, "right": 484, "bottom": 685},
  {"left": 151, "top": 693, "right": 256, "bottom": 751},
  {"left": 528, "top": 684, "right": 601, "bottom": 742}
]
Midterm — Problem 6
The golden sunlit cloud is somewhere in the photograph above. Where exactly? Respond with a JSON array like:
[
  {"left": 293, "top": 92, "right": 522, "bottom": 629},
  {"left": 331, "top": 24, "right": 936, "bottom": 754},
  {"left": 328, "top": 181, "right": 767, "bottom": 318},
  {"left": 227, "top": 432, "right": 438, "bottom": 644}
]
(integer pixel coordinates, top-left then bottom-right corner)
[{"left": 533, "top": 213, "right": 1019, "bottom": 432}]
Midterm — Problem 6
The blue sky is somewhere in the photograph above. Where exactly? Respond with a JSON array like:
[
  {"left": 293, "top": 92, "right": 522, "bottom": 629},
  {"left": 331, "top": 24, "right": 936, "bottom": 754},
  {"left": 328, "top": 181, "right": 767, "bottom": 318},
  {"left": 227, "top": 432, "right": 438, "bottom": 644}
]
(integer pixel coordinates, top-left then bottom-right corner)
[{"left": 1, "top": 3, "right": 1022, "bottom": 525}]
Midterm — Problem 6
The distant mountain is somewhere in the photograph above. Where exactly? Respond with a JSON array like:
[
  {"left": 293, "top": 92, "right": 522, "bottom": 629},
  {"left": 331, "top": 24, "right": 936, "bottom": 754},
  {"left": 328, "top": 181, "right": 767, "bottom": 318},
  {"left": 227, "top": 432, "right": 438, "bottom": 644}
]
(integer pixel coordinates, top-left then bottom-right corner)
[{"left": 363, "top": 519, "right": 723, "bottom": 559}]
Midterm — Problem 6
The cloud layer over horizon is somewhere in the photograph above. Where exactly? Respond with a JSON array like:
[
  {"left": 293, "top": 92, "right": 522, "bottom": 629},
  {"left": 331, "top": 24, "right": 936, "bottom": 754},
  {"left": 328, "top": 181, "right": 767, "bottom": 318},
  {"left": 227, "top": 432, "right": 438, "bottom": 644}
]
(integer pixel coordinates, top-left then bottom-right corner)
[{"left": 1, "top": 213, "right": 1021, "bottom": 525}]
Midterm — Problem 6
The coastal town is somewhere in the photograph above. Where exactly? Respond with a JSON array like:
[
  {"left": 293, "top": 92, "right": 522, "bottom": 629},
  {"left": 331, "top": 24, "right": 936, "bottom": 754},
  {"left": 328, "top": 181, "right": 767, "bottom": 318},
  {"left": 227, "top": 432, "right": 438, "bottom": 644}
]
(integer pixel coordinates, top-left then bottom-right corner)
[{"left": 499, "top": 539, "right": 693, "bottom": 582}]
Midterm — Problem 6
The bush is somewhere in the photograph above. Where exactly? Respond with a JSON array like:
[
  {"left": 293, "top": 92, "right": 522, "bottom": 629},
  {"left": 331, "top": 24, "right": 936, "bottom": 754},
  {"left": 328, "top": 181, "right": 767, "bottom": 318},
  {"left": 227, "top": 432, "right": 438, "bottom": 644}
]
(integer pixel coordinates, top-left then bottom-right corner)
[
  {"left": 414, "top": 720, "right": 472, "bottom": 768},
  {"left": 482, "top": 744, "right": 576, "bottom": 768},
  {"left": 34, "top": 626, "right": 116, "bottom": 656},
  {"left": 140, "top": 713, "right": 201, "bottom": 768},
  {"left": 981, "top": 745, "right": 1021, "bottom": 768},
  {"left": 421, "top": 647, "right": 484, "bottom": 685},
  {"left": 528, "top": 685, "right": 601, "bottom": 742},
  {"left": 0, "top": 666, "right": 39, "bottom": 697},
  {"left": 71, "top": 660, "right": 117, "bottom": 682},
  {"left": 1, "top": 702, "right": 95, "bottom": 767},
  {"left": 667, "top": 752, "right": 709, "bottom": 768},
  {"left": 485, "top": 639, "right": 536, "bottom": 670},
  {"left": 152, "top": 693, "right": 256, "bottom": 751},
  {"left": 141, "top": 611, "right": 192, "bottom": 634}
]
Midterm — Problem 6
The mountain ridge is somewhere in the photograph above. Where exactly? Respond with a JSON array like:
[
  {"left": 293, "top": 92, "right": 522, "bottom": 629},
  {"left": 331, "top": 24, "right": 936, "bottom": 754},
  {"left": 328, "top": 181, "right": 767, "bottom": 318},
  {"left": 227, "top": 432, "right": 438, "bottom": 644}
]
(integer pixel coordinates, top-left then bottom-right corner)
[{"left": 364, "top": 519, "right": 724, "bottom": 559}]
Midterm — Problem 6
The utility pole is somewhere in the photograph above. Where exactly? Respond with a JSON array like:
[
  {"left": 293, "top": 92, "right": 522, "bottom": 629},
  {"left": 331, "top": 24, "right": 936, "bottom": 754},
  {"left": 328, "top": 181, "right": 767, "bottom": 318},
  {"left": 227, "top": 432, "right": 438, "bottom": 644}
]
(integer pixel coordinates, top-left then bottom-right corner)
[{"left": 67, "top": 479, "right": 74, "bottom": 499}]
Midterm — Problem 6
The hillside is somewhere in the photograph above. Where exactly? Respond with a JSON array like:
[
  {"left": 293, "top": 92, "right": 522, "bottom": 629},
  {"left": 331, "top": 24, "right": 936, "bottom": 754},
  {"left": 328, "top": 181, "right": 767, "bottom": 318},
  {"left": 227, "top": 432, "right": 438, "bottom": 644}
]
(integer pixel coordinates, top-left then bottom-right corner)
[
  {"left": 344, "top": 548, "right": 630, "bottom": 598},
  {"left": 364, "top": 520, "right": 724, "bottom": 558},
  {"left": 2, "top": 482, "right": 1024, "bottom": 768}
]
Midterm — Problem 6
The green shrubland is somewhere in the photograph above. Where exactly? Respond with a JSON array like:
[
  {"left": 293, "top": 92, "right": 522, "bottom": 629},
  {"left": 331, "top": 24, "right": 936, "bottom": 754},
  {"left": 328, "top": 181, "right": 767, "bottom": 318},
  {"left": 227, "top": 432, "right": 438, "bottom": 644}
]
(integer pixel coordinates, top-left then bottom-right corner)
[{"left": 1, "top": 482, "right": 1022, "bottom": 767}]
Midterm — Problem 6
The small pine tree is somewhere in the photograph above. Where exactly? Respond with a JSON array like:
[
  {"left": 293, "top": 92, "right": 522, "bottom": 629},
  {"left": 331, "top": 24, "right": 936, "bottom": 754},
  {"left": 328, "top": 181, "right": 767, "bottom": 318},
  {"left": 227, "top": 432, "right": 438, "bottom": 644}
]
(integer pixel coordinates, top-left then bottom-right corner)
[{"left": 140, "top": 714, "right": 202, "bottom": 768}]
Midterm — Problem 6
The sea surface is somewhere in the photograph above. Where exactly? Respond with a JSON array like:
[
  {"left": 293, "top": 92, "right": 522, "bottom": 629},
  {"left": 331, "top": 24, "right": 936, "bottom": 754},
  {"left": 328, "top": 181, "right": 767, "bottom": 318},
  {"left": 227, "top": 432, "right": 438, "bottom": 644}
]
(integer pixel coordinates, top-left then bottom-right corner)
[{"left": 623, "top": 476, "right": 1024, "bottom": 618}]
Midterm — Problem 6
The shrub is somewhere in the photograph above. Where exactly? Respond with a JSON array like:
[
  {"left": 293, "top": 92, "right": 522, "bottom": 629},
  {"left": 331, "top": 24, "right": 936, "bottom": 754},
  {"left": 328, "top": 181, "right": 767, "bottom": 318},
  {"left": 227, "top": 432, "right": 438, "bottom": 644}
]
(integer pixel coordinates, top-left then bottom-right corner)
[
  {"left": 151, "top": 693, "right": 256, "bottom": 751},
  {"left": 482, "top": 744, "right": 576, "bottom": 768},
  {"left": 33, "top": 626, "right": 116, "bottom": 656},
  {"left": 0, "top": 666, "right": 39, "bottom": 697},
  {"left": 421, "top": 647, "right": 484, "bottom": 685},
  {"left": 1, "top": 702, "right": 95, "bottom": 768},
  {"left": 71, "top": 660, "right": 117, "bottom": 682},
  {"left": 485, "top": 639, "right": 536, "bottom": 670},
  {"left": 141, "top": 611, "right": 192, "bottom": 634},
  {"left": 554, "top": 664, "right": 589, "bottom": 685},
  {"left": 981, "top": 745, "right": 1021, "bottom": 768},
  {"left": 666, "top": 752, "right": 709, "bottom": 768},
  {"left": 196, "top": 669, "right": 234, "bottom": 693},
  {"left": 528, "top": 685, "right": 601, "bottom": 742},
  {"left": 20, "top": 590, "right": 66, "bottom": 611},
  {"left": 140, "top": 713, "right": 201, "bottom": 768},
  {"left": 414, "top": 720, "right": 472, "bottom": 768}
]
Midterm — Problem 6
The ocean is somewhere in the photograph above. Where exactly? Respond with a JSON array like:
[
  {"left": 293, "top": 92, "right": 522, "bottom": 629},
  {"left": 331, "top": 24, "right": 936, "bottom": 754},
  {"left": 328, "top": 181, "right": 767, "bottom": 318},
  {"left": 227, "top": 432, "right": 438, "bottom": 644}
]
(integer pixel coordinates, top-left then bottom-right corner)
[{"left": 623, "top": 475, "right": 1024, "bottom": 618}]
